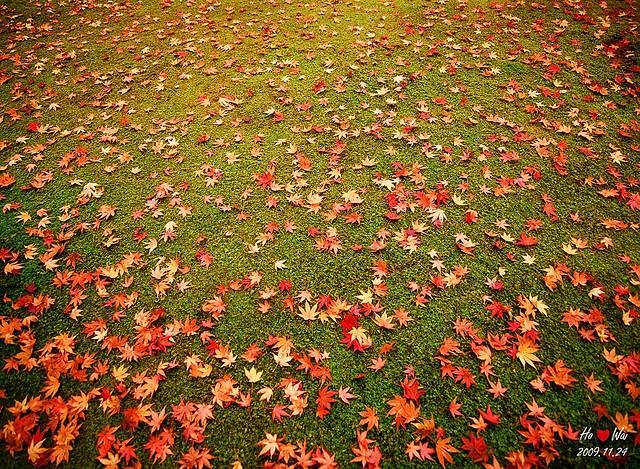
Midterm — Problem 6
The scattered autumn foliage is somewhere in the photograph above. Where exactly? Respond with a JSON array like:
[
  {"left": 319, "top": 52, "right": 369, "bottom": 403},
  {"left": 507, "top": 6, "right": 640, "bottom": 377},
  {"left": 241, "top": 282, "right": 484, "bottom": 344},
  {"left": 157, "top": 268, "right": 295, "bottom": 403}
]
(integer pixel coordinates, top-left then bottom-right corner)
[{"left": 0, "top": 0, "right": 639, "bottom": 467}]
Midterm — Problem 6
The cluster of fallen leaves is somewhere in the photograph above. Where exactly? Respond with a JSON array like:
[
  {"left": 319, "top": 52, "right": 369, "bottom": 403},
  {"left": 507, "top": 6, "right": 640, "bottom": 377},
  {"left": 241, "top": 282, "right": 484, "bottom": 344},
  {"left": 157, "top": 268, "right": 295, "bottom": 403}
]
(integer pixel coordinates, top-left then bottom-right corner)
[{"left": 0, "top": 0, "right": 639, "bottom": 466}]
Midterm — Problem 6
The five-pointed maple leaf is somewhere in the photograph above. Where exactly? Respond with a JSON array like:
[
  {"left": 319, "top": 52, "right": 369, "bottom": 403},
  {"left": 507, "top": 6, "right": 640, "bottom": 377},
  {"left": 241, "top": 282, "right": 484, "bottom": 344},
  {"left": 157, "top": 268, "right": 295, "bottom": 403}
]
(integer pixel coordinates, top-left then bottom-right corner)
[
  {"left": 449, "top": 397, "right": 463, "bottom": 418},
  {"left": 516, "top": 338, "right": 542, "bottom": 368},
  {"left": 358, "top": 407, "right": 379, "bottom": 431},
  {"left": 435, "top": 437, "right": 459, "bottom": 467},
  {"left": 461, "top": 432, "right": 490, "bottom": 463},
  {"left": 316, "top": 387, "right": 337, "bottom": 419}
]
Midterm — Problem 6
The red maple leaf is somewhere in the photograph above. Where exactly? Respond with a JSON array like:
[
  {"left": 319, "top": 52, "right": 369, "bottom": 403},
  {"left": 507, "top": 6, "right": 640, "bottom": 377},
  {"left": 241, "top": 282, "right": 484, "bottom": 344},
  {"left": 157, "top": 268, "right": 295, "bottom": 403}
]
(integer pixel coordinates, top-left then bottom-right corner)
[
  {"left": 316, "top": 387, "right": 337, "bottom": 419},
  {"left": 401, "top": 377, "right": 425, "bottom": 402},
  {"left": 461, "top": 432, "right": 491, "bottom": 463}
]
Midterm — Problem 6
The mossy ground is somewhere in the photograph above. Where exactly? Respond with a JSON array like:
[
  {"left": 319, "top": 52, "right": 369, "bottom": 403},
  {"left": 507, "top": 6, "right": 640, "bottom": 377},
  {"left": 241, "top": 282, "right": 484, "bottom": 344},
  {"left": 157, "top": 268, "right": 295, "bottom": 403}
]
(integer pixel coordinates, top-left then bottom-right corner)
[{"left": 0, "top": 0, "right": 639, "bottom": 467}]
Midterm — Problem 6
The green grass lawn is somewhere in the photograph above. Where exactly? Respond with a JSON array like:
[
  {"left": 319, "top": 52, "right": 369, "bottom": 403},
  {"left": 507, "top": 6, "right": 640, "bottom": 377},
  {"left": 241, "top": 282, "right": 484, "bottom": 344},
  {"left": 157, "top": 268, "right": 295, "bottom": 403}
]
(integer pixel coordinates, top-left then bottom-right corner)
[{"left": 0, "top": 0, "right": 639, "bottom": 467}]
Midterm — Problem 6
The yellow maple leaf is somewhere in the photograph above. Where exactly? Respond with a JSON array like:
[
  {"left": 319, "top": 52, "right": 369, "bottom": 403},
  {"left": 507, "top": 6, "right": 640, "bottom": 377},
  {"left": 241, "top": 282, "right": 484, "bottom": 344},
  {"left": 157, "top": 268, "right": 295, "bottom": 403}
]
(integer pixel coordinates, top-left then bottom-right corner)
[
  {"left": 516, "top": 339, "right": 542, "bottom": 368},
  {"left": 244, "top": 366, "right": 263, "bottom": 383}
]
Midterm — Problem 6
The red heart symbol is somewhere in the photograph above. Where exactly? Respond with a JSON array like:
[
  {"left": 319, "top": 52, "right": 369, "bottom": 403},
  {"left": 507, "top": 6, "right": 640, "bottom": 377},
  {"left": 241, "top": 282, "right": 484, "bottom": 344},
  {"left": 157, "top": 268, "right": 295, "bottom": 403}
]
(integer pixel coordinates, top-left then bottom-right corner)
[{"left": 597, "top": 429, "right": 610, "bottom": 442}]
